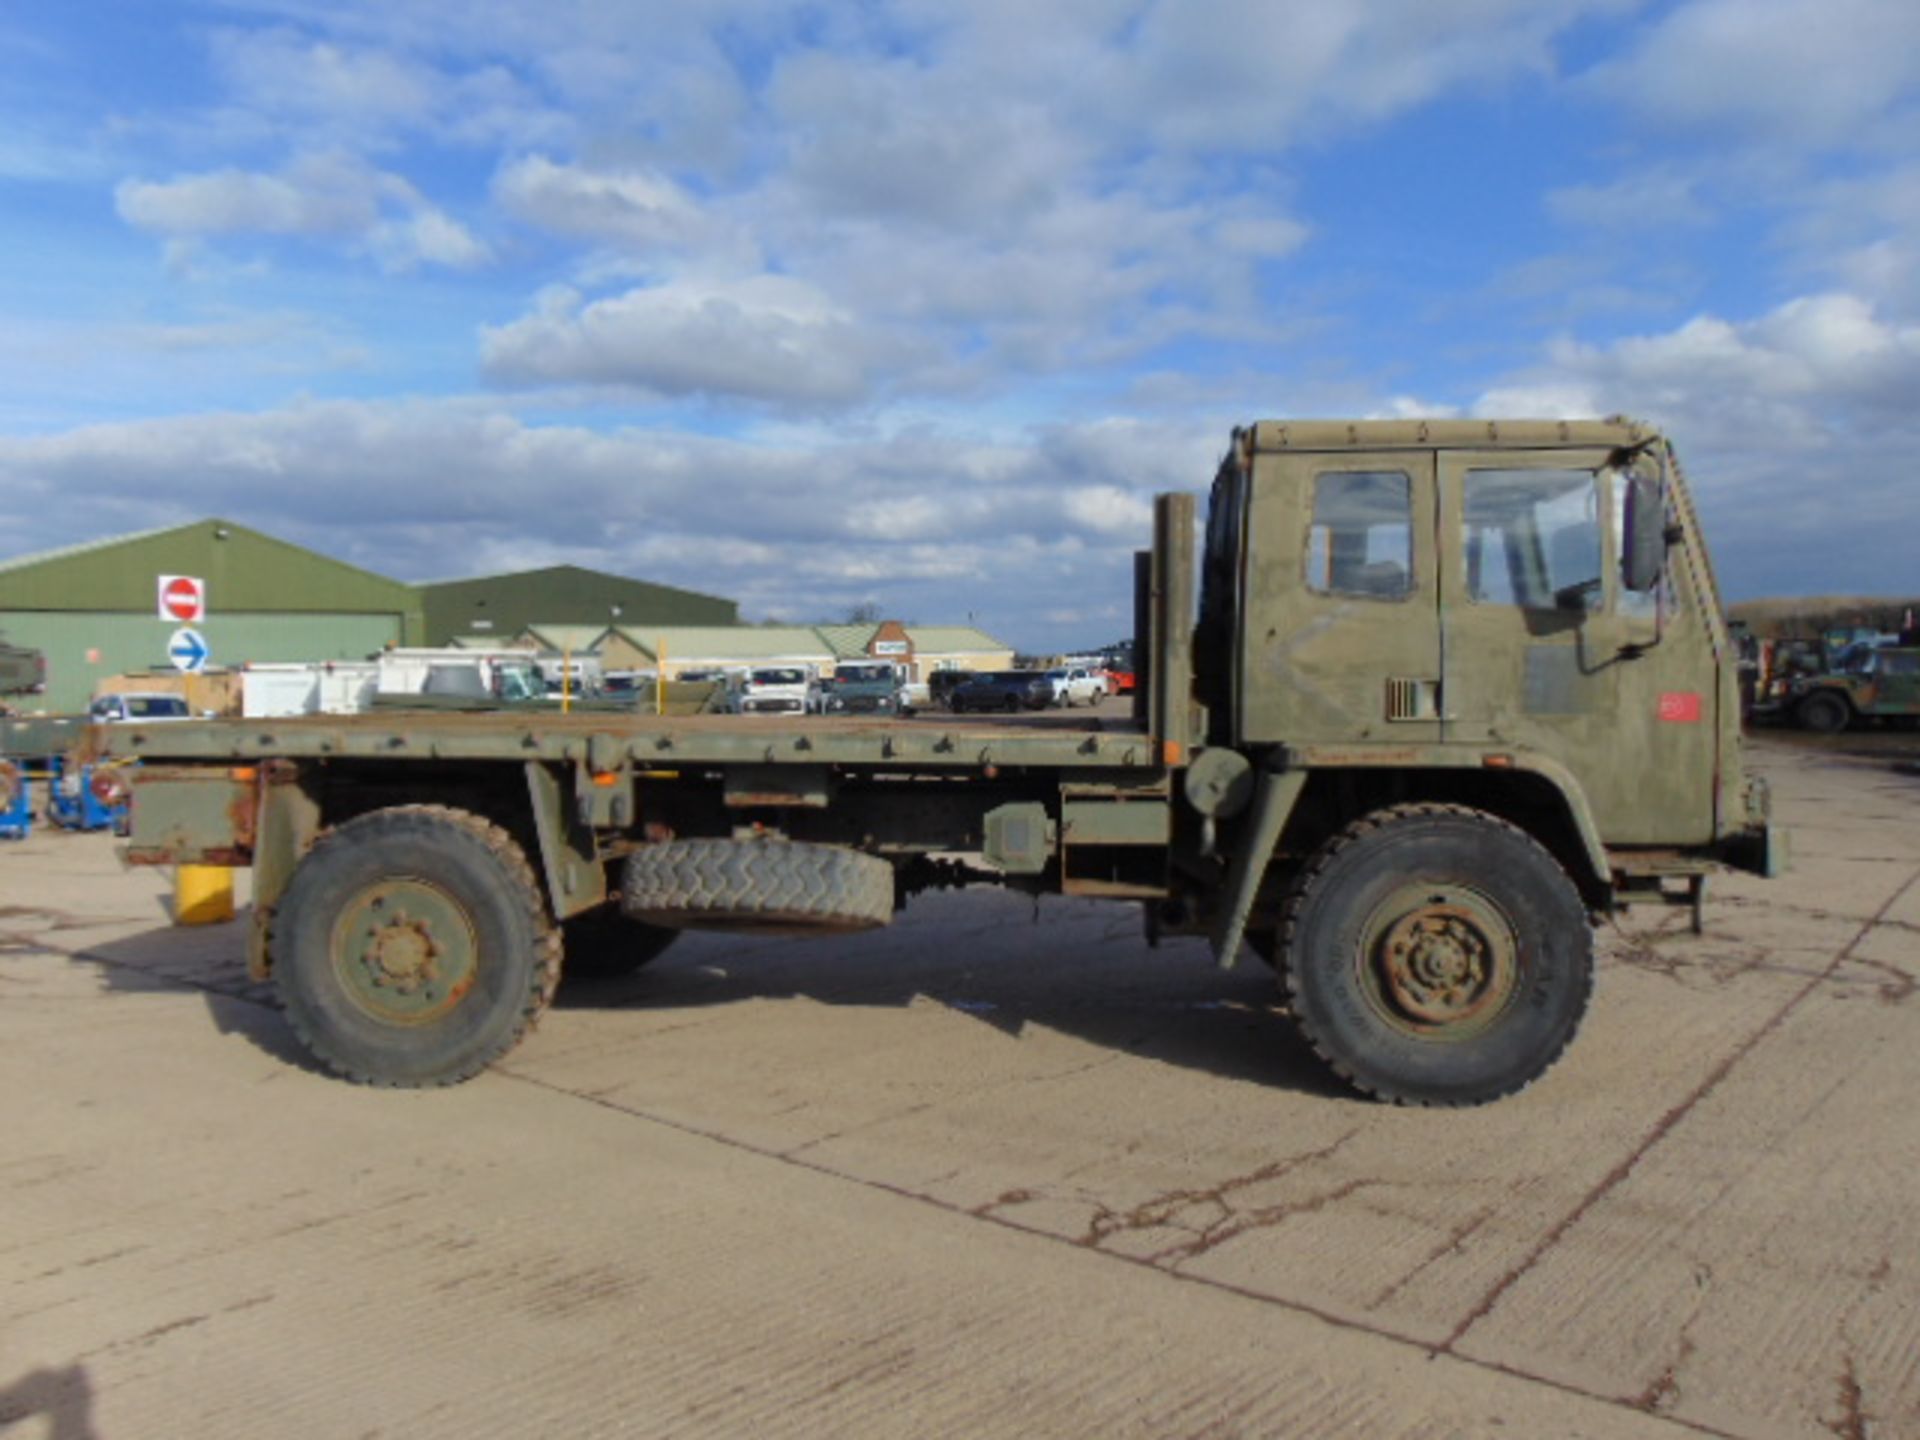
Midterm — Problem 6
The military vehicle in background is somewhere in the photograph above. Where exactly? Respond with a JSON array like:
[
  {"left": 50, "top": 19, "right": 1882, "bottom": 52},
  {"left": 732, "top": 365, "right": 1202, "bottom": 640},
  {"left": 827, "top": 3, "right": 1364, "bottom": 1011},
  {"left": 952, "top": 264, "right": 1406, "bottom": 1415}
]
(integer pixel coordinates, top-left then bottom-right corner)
[
  {"left": 0, "top": 634, "right": 45, "bottom": 713},
  {"left": 90, "top": 418, "right": 1779, "bottom": 1107},
  {"left": 1770, "top": 644, "right": 1920, "bottom": 733}
]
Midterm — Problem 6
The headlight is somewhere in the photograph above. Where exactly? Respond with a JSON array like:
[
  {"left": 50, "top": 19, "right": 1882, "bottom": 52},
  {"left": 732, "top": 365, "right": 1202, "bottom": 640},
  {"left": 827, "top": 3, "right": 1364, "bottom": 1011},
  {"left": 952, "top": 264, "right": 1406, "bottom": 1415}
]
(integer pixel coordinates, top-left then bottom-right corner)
[{"left": 829, "top": 697, "right": 846, "bottom": 711}]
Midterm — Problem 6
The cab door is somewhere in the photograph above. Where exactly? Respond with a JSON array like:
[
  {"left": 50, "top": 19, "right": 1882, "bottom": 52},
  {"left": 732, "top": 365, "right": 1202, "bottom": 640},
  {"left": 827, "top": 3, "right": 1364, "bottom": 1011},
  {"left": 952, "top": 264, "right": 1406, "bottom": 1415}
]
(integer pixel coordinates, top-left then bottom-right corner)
[
  {"left": 1437, "top": 448, "right": 1716, "bottom": 844},
  {"left": 1239, "top": 450, "right": 1441, "bottom": 746}
]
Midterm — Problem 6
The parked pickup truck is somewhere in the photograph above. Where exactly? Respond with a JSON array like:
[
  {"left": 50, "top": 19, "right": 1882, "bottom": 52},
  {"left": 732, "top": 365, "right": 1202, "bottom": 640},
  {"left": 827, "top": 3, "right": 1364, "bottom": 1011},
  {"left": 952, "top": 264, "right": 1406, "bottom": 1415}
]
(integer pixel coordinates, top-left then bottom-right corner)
[
  {"left": 726, "top": 667, "right": 812, "bottom": 715},
  {"left": 88, "top": 692, "right": 194, "bottom": 723},
  {"left": 92, "top": 419, "right": 1780, "bottom": 1106},
  {"left": 823, "top": 660, "right": 906, "bottom": 716},
  {"left": 947, "top": 671, "right": 1054, "bottom": 713},
  {"left": 1045, "top": 665, "right": 1109, "bottom": 707}
]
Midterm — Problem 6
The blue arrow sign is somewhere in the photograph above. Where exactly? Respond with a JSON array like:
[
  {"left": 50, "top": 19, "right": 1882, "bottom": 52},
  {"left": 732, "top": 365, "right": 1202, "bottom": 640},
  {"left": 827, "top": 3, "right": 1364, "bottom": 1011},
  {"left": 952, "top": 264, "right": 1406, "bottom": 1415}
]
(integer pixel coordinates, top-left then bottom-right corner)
[{"left": 168, "top": 627, "right": 210, "bottom": 673}]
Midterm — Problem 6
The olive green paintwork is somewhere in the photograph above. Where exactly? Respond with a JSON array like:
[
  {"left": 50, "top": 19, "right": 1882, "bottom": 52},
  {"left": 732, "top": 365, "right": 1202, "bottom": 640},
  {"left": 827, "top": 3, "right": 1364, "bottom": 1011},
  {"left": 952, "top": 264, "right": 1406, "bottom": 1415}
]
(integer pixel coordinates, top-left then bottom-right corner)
[{"left": 1216, "top": 417, "right": 1755, "bottom": 849}]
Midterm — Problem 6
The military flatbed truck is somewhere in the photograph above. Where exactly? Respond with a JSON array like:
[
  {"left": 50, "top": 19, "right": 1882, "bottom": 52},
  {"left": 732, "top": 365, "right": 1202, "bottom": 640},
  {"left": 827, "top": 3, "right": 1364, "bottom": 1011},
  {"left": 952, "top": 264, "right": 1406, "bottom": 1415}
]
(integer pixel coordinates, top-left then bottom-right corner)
[{"left": 88, "top": 419, "right": 1780, "bottom": 1105}]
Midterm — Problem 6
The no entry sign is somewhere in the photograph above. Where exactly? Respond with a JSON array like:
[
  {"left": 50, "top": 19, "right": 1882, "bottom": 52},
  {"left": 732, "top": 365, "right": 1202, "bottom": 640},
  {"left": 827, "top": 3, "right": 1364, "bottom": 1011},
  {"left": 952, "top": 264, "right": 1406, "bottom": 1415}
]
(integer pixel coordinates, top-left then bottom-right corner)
[{"left": 157, "top": 574, "right": 206, "bottom": 623}]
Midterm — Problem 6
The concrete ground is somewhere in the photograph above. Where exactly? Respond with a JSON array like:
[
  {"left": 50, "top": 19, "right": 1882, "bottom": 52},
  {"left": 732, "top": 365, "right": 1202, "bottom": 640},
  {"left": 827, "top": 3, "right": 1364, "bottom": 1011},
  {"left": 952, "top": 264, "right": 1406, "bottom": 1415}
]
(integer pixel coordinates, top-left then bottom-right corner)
[{"left": 2, "top": 738, "right": 1915, "bottom": 1439}]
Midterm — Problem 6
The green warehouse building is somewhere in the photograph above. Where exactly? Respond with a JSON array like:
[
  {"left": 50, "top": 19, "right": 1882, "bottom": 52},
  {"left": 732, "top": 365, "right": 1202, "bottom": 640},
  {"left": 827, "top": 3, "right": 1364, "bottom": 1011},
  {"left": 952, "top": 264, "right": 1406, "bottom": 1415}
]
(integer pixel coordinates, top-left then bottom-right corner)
[
  {"left": 0, "top": 519, "right": 424, "bottom": 712},
  {"left": 417, "top": 565, "right": 736, "bottom": 645}
]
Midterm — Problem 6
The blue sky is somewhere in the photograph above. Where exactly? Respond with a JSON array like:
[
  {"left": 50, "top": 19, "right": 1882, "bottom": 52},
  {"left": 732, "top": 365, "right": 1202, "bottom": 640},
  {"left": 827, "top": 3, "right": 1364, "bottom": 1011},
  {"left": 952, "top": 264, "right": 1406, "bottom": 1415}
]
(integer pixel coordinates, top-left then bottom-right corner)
[{"left": 1, "top": 0, "right": 1916, "bottom": 649}]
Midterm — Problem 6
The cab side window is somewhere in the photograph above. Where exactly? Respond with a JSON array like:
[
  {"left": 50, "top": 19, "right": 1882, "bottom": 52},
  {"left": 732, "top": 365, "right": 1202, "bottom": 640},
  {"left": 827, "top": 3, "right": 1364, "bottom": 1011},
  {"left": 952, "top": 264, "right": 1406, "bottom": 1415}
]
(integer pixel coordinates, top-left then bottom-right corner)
[
  {"left": 1306, "top": 470, "right": 1412, "bottom": 600},
  {"left": 1464, "top": 469, "right": 1602, "bottom": 611}
]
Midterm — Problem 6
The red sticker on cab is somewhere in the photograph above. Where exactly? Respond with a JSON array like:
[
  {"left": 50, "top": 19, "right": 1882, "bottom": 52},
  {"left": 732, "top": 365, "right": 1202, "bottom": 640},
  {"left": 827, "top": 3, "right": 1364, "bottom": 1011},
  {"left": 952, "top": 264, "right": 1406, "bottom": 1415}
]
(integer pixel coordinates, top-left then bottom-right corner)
[{"left": 1658, "top": 691, "right": 1703, "bottom": 723}]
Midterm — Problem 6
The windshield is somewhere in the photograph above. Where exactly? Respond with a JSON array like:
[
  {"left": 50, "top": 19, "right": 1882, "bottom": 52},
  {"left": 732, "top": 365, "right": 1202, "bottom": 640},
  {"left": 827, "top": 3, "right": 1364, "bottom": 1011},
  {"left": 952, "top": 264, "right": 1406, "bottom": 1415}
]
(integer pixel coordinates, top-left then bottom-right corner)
[
  {"left": 752, "top": 668, "right": 806, "bottom": 685},
  {"left": 126, "top": 696, "right": 190, "bottom": 718},
  {"left": 496, "top": 667, "right": 542, "bottom": 701},
  {"left": 838, "top": 665, "right": 890, "bottom": 683}
]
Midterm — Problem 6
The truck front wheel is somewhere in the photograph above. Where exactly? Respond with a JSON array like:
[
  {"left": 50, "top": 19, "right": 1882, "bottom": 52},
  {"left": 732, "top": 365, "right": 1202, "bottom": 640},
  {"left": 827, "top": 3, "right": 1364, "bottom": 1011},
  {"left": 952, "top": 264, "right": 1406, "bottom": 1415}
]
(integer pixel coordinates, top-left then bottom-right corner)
[
  {"left": 273, "top": 805, "right": 560, "bottom": 1087},
  {"left": 1280, "top": 804, "right": 1592, "bottom": 1106}
]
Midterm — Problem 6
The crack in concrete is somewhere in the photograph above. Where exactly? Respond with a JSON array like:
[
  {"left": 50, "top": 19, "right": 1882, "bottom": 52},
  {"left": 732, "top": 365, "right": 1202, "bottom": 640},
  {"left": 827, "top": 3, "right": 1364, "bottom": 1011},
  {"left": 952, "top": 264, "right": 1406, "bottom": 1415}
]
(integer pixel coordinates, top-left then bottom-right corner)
[
  {"left": 1367, "top": 1203, "right": 1501, "bottom": 1310},
  {"left": 1628, "top": 1261, "right": 1713, "bottom": 1416},
  {"left": 974, "top": 1130, "right": 1369, "bottom": 1270},
  {"left": 1439, "top": 863, "right": 1920, "bottom": 1357},
  {"left": 1819, "top": 1256, "right": 1892, "bottom": 1440}
]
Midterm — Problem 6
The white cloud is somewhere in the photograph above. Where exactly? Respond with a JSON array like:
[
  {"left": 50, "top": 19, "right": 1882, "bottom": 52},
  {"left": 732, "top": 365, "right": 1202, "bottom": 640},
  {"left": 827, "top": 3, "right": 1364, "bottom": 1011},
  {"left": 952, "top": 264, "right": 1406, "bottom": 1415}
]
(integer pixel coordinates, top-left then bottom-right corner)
[
  {"left": 1588, "top": 0, "right": 1920, "bottom": 151},
  {"left": 491, "top": 154, "right": 735, "bottom": 256},
  {"left": 373, "top": 208, "right": 491, "bottom": 271},
  {"left": 1476, "top": 291, "right": 1920, "bottom": 596},
  {"left": 0, "top": 398, "right": 1219, "bottom": 646},
  {"left": 479, "top": 275, "right": 891, "bottom": 405},
  {"left": 115, "top": 153, "right": 488, "bottom": 269},
  {"left": 117, "top": 157, "right": 383, "bottom": 238}
]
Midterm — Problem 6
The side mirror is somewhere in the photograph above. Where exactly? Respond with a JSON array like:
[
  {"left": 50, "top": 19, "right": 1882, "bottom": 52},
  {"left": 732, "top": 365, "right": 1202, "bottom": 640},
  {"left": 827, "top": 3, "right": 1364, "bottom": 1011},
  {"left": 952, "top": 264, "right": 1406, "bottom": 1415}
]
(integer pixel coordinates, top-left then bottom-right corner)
[{"left": 1623, "top": 472, "right": 1667, "bottom": 593}]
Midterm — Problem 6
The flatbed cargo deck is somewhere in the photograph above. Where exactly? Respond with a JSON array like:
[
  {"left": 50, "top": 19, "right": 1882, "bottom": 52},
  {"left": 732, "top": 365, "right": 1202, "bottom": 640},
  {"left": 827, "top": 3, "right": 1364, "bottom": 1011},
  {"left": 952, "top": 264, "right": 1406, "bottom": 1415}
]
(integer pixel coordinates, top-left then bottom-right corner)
[{"left": 88, "top": 707, "right": 1162, "bottom": 772}]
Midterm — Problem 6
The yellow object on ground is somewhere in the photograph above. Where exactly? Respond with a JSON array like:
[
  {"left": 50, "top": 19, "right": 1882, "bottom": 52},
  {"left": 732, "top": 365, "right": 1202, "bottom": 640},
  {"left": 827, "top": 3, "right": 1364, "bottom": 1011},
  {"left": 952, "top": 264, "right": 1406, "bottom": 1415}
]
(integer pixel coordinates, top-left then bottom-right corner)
[{"left": 174, "top": 865, "right": 235, "bottom": 926}]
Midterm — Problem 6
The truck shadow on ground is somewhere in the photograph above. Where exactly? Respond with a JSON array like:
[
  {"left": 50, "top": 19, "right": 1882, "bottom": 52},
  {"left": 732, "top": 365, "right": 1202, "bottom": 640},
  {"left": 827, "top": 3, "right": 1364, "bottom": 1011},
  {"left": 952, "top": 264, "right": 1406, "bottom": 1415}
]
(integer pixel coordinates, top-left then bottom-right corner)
[
  {"left": 0, "top": 1364, "right": 100, "bottom": 1440},
  {"left": 550, "top": 890, "right": 1349, "bottom": 1100},
  {"left": 64, "top": 892, "right": 1347, "bottom": 1100}
]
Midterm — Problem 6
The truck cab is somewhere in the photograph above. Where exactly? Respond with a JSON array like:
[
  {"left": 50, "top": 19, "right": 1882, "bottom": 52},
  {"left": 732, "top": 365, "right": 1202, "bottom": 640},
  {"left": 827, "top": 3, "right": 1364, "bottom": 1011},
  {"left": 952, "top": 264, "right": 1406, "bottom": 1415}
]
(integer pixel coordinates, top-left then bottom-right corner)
[{"left": 1196, "top": 418, "right": 1767, "bottom": 861}]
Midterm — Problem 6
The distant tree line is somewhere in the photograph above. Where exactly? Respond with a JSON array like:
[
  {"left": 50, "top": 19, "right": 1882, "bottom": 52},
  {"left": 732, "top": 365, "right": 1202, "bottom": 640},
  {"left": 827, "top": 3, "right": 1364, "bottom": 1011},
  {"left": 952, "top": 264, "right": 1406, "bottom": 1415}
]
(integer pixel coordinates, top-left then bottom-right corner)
[{"left": 1728, "top": 596, "right": 1920, "bottom": 640}]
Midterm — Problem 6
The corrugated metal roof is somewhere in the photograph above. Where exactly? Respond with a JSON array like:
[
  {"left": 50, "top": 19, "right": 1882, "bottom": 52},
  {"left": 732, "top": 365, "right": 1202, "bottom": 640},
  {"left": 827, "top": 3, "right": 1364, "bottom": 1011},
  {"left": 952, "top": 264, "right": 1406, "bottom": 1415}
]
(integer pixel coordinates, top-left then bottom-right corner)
[
  {"left": 521, "top": 624, "right": 612, "bottom": 653},
  {"left": 613, "top": 626, "right": 836, "bottom": 661},
  {"left": 814, "top": 623, "right": 880, "bottom": 657},
  {"left": 414, "top": 563, "right": 735, "bottom": 607},
  {"left": 0, "top": 521, "right": 198, "bottom": 577},
  {"left": 906, "top": 626, "right": 1011, "bottom": 653}
]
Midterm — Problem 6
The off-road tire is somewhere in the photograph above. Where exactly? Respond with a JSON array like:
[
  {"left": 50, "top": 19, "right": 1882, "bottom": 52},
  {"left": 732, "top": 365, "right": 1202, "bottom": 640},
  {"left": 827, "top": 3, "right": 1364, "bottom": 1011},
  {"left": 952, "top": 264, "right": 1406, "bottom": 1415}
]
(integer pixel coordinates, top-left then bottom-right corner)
[
  {"left": 621, "top": 839, "right": 894, "bottom": 934},
  {"left": 1796, "top": 691, "right": 1850, "bottom": 734},
  {"left": 274, "top": 805, "right": 560, "bottom": 1087},
  {"left": 1280, "top": 803, "right": 1592, "bottom": 1107},
  {"left": 561, "top": 903, "right": 679, "bottom": 980}
]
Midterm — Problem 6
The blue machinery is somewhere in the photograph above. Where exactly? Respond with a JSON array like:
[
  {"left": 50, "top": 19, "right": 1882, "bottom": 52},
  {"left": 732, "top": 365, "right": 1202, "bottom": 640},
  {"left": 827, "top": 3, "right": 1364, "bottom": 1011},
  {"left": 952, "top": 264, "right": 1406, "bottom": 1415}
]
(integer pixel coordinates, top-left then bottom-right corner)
[
  {"left": 0, "top": 759, "right": 28, "bottom": 839},
  {"left": 0, "top": 757, "right": 130, "bottom": 839}
]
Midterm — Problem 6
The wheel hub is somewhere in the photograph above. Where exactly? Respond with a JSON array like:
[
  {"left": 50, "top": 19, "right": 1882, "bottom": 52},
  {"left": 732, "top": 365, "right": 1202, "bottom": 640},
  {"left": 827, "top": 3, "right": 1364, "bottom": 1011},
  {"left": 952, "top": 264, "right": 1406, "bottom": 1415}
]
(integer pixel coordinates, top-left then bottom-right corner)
[
  {"left": 1380, "top": 906, "right": 1497, "bottom": 1023},
  {"left": 1358, "top": 886, "right": 1520, "bottom": 1038},
  {"left": 331, "top": 880, "right": 478, "bottom": 1025},
  {"left": 365, "top": 911, "right": 441, "bottom": 994}
]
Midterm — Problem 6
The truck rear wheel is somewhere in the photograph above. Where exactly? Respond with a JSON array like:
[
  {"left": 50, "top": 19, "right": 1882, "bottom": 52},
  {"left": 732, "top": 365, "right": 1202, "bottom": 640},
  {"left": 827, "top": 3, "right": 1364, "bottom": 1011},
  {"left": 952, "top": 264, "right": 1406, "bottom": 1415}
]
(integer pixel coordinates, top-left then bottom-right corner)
[
  {"left": 1796, "top": 691, "right": 1850, "bottom": 734},
  {"left": 273, "top": 805, "right": 560, "bottom": 1087},
  {"left": 621, "top": 838, "right": 894, "bottom": 934},
  {"left": 1279, "top": 804, "right": 1592, "bottom": 1107},
  {"left": 561, "top": 903, "right": 679, "bottom": 980}
]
